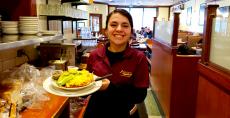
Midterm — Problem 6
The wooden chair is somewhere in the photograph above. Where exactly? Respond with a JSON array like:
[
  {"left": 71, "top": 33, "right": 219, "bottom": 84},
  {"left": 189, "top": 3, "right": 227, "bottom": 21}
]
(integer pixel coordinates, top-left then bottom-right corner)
[
  {"left": 178, "top": 32, "right": 188, "bottom": 42},
  {"left": 187, "top": 35, "right": 202, "bottom": 47}
]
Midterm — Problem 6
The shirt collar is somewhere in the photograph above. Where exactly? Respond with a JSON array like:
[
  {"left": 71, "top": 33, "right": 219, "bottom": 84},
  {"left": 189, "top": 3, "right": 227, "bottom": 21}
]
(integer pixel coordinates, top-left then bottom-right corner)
[{"left": 97, "top": 43, "right": 133, "bottom": 58}]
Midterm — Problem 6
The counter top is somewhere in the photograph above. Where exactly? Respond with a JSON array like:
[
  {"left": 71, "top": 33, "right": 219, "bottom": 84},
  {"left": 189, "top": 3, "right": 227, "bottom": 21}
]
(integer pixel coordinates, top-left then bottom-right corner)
[
  {"left": 0, "top": 34, "right": 63, "bottom": 51},
  {"left": 20, "top": 93, "right": 68, "bottom": 118}
]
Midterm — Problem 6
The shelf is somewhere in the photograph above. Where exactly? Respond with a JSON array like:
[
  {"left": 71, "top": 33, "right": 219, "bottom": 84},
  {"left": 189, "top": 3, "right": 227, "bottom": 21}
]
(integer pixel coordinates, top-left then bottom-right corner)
[
  {"left": 61, "top": 0, "right": 89, "bottom": 4},
  {"left": 40, "top": 15, "right": 88, "bottom": 21},
  {"left": 0, "top": 34, "right": 63, "bottom": 51},
  {"left": 71, "top": 2, "right": 90, "bottom": 6},
  {"left": 61, "top": 0, "right": 80, "bottom": 3}
]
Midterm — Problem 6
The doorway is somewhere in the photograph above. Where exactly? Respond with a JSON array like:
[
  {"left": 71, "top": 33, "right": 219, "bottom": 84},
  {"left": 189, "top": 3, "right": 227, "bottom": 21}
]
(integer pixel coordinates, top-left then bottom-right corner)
[{"left": 89, "top": 13, "right": 102, "bottom": 36}]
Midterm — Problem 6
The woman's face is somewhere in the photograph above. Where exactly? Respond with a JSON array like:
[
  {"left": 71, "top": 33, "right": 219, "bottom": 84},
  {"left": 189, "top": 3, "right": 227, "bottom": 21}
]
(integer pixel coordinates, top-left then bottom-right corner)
[{"left": 106, "top": 13, "right": 132, "bottom": 47}]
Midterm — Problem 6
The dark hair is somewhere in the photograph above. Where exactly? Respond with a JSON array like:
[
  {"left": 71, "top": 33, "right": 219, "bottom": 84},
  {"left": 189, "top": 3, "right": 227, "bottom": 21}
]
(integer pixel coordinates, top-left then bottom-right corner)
[{"left": 105, "top": 9, "right": 133, "bottom": 33}]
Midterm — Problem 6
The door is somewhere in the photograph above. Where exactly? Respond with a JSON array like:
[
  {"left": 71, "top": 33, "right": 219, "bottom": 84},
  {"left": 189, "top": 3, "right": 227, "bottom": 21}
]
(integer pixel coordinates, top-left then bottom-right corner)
[{"left": 89, "top": 13, "right": 102, "bottom": 36}]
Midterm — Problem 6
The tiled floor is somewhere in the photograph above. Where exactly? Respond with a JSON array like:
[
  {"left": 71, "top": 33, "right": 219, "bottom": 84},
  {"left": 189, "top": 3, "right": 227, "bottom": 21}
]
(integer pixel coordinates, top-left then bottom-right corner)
[
  {"left": 148, "top": 116, "right": 162, "bottom": 118},
  {"left": 143, "top": 88, "right": 162, "bottom": 118}
]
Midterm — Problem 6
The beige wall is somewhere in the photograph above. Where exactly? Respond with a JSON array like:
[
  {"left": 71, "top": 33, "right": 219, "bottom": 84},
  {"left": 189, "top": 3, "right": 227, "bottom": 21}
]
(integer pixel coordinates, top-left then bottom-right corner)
[
  {"left": 172, "top": 0, "right": 230, "bottom": 33},
  {"left": 177, "top": 0, "right": 206, "bottom": 33},
  {"left": 208, "top": 0, "right": 230, "bottom": 7},
  {"left": 158, "top": 7, "right": 170, "bottom": 21}
]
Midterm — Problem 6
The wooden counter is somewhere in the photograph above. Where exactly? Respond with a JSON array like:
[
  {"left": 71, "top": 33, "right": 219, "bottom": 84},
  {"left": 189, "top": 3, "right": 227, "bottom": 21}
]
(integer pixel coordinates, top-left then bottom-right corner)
[{"left": 20, "top": 93, "right": 69, "bottom": 118}]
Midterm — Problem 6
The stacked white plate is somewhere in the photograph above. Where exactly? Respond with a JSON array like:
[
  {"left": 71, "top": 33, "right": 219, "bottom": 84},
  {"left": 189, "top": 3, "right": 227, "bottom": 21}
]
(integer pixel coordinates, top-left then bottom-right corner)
[
  {"left": 19, "top": 16, "right": 39, "bottom": 35},
  {"left": 2, "top": 35, "right": 19, "bottom": 43},
  {"left": 1, "top": 21, "right": 19, "bottom": 34}
]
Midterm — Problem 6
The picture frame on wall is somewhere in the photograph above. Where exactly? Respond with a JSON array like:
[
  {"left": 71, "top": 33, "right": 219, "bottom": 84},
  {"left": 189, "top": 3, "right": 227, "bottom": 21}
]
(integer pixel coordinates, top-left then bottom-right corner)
[
  {"left": 186, "top": 7, "right": 192, "bottom": 25},
  {"left": 77, "top": 22, "right": 85, "bottom": 29},
  {"left": 199, "top": 3, "right": 206, "bottom": 26}
]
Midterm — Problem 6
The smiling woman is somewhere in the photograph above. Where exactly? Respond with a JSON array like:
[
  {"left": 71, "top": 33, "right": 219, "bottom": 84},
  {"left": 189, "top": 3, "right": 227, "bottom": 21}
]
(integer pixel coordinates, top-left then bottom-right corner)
[{"left": 84, "top": 9, "right": 149, "bottom": 118}]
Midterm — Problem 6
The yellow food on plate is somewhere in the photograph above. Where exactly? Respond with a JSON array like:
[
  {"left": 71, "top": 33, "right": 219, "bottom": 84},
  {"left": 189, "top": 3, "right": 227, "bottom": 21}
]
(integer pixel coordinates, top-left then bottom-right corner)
[{"left": 54, "top": 69, "right": 94, "bottom": 88}]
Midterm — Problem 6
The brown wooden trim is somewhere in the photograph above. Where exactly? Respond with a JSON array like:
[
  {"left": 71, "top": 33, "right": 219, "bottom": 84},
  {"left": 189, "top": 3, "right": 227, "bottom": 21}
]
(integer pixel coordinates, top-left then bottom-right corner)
[
  {"left": 198, "top": 63, "right": 230, "bottom": 94},
  {"left": 89, "top": 13, "right": 102, "bottom": 33},
  {"left": 153, "top": 17, "right": 157, "bottom": 38},
  {"left": 208, "top": 62, "right": 230, "bottom": 75},
  {"left": 171, "top": 13, "right": 180, "bottom": 46},
  {"left": 201, "top": 5, "right": 219, "bottom": 63}
]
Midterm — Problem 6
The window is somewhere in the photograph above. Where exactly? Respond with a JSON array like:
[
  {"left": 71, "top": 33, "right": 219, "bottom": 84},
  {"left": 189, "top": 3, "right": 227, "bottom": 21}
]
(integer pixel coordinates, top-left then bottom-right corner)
[
  {"left": 143, "top": 8, "right": 157, "bottom": 30},
  {"left": 199, "top": 3, "right": 205, "bottom": 25},
  {"left": 186, "top": 7, "right": 192, "bottom": 25},
  {"left": 117, "top": 7, "right": 130, "bottom": 12},
  {"left": 130, "top": 8, "right": 143, "bottom": 31},
  {"left": 116, "top": 7, "right": 157, "bottom": 31}
]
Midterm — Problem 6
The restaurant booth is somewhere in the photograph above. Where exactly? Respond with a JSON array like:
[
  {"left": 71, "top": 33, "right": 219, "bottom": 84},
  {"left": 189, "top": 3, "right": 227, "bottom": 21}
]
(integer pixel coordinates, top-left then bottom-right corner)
[
  {"left": 150, "top": 12, "right": 201, "bottom": 118},
  {"left": 195, "top": 5, "right": 230, "bottom": 118},
  {"left": 151, "top": 4, "right": 230, "bottom": 118}
]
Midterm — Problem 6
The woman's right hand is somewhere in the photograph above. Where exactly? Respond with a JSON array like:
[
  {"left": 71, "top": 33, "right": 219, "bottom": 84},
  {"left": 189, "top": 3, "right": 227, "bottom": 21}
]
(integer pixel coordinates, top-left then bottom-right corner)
[{"left": 99, "top": 79, "right": 110, "bottom": 91}]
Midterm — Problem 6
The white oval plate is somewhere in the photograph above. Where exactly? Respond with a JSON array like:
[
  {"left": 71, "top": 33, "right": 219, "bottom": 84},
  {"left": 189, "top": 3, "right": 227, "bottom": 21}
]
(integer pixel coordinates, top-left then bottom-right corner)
[
  {"left": 43, "top": 77, "right": 102, "bottom": 97},
  {"left": 20, "top": 30, "right": 38, "bottom": 34}
]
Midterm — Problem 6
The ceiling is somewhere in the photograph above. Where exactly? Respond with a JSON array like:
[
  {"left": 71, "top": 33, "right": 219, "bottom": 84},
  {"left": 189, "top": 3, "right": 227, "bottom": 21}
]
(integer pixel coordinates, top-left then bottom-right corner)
[{"left": 93, "top": 0, "right": 178, "bottom": 6}]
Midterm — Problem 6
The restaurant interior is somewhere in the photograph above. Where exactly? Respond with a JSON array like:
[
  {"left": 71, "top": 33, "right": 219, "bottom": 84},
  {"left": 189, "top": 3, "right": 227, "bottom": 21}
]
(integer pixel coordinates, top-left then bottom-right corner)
[{"left": 0, "top": 0, "right": 230, "bottom": 118}]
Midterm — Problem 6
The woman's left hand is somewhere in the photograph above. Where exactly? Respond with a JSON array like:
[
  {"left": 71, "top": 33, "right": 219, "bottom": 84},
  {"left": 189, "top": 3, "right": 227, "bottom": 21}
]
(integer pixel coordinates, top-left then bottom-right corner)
[{"left": 99, "top": 79, "right": 110, "bottom": 91}]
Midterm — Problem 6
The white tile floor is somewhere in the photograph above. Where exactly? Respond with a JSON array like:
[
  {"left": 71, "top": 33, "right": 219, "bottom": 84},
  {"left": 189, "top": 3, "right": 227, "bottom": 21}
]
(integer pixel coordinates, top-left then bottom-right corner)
[
  {"left": 144, "top": 88, "right": 162, "bottom": 118},
  {"left": 148, "top": 116, "right": 162, "bottom": 118}
]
